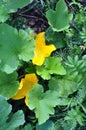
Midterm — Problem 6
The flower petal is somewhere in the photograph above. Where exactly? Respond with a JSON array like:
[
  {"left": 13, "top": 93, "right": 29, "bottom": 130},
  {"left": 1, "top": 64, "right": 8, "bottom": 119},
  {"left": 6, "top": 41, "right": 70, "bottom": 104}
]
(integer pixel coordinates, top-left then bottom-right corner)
[
  {"left": 43, "top": 44, "right": 56, "bottom": 57},
  {"left": 13, "top": 73, "right": 38, "bottom": 100},
  {"left": 32, "top": 54, "right": 45, "bottom": 66},
  {"left": 25, "top": 95, "right": 29, "bottom": 106},
  {"left": 32, "top": 32, "right": 56, "bottom": 66}
]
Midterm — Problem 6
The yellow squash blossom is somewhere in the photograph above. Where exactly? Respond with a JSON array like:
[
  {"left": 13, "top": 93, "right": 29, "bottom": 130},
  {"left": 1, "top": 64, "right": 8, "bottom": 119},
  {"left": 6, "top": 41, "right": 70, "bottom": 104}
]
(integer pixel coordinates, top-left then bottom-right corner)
[
  {"left": 13, "top": 73, "right": 38, "bottom": 105},
  {"left": 32, "top": 32, "right": 56, "bottom": 66}
]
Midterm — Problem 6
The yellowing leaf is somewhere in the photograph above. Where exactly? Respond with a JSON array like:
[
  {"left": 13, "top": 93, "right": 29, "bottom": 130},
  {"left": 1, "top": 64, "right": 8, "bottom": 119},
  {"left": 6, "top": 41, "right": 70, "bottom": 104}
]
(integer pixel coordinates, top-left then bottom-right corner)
[
  {"left": 32, "top": 32, "right": 56, "bottom": 66},
  {"left": 13, "top": 73, "right": 38, "bottom": 105}
]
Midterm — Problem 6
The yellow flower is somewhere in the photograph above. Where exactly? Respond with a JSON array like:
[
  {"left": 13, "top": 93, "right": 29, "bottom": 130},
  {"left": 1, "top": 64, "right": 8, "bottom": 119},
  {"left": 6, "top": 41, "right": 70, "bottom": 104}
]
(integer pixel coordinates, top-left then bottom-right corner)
[
  {"left": 32, "top": 32, "right": 56, "bottom": 66},
  {"left": 13, "top": 73, "right": 38, "bottom": 105}
]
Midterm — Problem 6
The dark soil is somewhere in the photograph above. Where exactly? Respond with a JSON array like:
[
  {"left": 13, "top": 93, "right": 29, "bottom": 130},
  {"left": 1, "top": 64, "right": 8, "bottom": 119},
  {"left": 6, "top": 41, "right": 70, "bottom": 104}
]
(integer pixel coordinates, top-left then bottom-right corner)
[
  {"left": 9, "top": 0, "right": 49, "bottom": 33},
  {"left": 8, "top": 0, "right": 86, "bottom": 33}
]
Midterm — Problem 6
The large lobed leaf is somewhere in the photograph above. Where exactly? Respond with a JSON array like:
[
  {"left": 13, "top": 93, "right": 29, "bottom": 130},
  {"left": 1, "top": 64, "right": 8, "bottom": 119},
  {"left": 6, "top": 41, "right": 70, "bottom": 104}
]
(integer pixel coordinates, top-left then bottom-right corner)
[
  {"left": 0, "top": 0, "right": 33, "bottom": 22},
  {"left": 0, "top": 95, "right": 25, "bottom": 130},
  {"left": 27, "top": 82, "right": 69, "bottom": 125},
  {"left": 46, "top": 0, "right": 73, "bottom": 32},
  {"left": 0, "top": 23, "right": 35, "bottom": 73},
  {"left": 36, "top": 56, "right": 66, "bottom": 80},
  {"left": 0, "top": 71, "right": 19, "bottom": 98},
  {"left": 28, "top": 84, "right": 59, "bottom": 124},
  {"left": 48, "top": 55, "right": 86, "bottom": 98},
  {"left": 49, "top": 73, "right": 84, "bottom": 97}
]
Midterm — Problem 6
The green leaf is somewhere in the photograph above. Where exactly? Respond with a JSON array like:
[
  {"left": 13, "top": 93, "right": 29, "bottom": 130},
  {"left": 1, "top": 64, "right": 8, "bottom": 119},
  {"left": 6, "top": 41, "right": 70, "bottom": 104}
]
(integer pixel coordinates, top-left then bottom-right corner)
[
  {"left": 0, "top": 95, "right": 25, "bottom": 130},
  {"left": 28, "top": 84, "right": 58, "bottom": 124},
  {"left": 48, "top": 56, "right": 85, "bottom": 98},
  {"left": 36, "top": 56, "right": 66, "bottom": 80},
  {"left": 0, "top": 95, "right": 11, "bottom": 126},
  {"left": 0, "top": 0, "right": 33, "bottom": 22},
  {"left": 76, "top": 87, "right": 86, "bottom": 104},
  {"left": 46, "top": 0, "right": 73, "bottom": 32},
  {"left": 49, "top": 74, "right": 84, "bottom": 97},
  {"left": 36, "top": 120, "right": 54, "bottom": 130},
  {"left": 54, "top": 108, "right": 84, "bottom": 130},
  {"left": 54, "top": 119, "right": 74, "bottom": 130},
  {"left": 64, "top": 107, "right": 84, "bottom": 126},
  {"left": 45, "top": 27, "right": 66, "bottom": 48},
  {"left": 0, "top": 71, "right": 19, "bottom": 98},
  {"left": 0, "top": 6, "right": 9, "bottom": 22},
  {"left": 21, "top": 124, "right": 32, "bottom": 130},
  {"left": 65, "top": 55, "right": 86, "bottom": 75},
  {"left": 0, "top": 23, "right": 35, "bottom": 73}
]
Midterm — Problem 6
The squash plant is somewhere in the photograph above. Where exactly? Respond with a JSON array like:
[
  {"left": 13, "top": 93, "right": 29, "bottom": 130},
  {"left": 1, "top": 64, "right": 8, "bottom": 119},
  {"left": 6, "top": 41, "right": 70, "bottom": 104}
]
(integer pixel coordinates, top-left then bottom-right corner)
[{"left": 0, "top": 0, "right": 86, "bottom": 130}]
